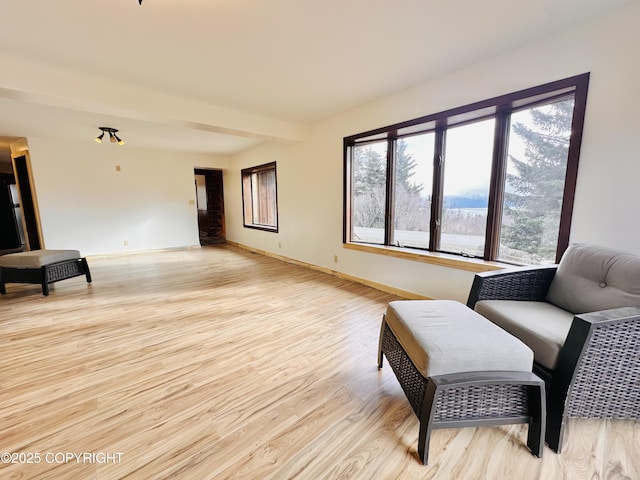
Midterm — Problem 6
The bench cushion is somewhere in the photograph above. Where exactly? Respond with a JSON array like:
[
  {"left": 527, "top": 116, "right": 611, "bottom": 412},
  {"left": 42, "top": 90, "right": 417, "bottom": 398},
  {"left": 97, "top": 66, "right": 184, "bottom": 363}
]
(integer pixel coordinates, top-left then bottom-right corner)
[
  {"left": 0, "top": 249, "right": 81, "bottom": 268},
  {"left": 385, "top": 300, "right": 533, "bottom": 377},
  {"left": 475, "top": 300, "right": 574, "bottom": 370}
]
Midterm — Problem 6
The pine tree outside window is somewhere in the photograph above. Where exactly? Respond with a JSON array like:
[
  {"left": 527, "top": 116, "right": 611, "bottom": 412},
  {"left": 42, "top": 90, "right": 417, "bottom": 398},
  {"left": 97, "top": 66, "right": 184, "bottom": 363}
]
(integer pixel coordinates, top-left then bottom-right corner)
[
  {"left": 343, "top": 74, "right": 589, "bottom": 265},
  {"left": 499, "top": 99, "right": 574, "bottom": 264}
]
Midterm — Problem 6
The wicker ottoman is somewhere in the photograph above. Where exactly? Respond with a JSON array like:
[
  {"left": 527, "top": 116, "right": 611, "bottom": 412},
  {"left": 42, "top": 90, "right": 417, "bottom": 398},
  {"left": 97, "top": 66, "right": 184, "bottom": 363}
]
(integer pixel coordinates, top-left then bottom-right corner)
[
  {"left": 378, "top": 300, "right": 545, "bottom": 464},
  {"left": 0, "top": 249, "right": 92, "bottom": 296}
]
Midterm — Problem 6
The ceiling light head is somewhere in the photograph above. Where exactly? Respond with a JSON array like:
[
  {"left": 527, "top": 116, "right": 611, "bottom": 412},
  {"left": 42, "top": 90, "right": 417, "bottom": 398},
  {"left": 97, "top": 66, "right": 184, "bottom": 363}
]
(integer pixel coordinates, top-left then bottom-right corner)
[{"left": 96, "top": 127, "right": 124, "bottom": 146}]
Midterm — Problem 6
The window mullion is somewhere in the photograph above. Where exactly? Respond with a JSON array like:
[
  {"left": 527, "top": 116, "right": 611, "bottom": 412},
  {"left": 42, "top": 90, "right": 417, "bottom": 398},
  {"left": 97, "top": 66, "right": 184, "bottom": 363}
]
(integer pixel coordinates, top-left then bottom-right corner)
[
  {"left": 485, "top": 110, "right": 509, "bottom": 260},
  {"left": 430, "top": 127, "right": 445, "bottom": 251},
  {"left": 343, "top": 142, "right": 352, "bottom": 244},
  {"left": 384, "top": 137, "right": 396, "bottom": 246}
]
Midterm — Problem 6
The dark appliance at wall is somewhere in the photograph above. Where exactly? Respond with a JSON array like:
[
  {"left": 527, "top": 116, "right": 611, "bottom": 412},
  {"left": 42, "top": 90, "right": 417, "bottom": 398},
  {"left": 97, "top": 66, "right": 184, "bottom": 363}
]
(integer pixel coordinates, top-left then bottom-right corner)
[{"left": 0, "top": 174, "right": 26, "bottom": 250}]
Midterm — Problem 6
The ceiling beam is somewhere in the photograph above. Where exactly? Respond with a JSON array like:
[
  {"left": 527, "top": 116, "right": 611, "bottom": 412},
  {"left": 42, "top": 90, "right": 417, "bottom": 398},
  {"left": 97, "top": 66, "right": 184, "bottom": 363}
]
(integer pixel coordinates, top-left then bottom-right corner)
[{"left": 0, "top": 52, "right": 308, "bottom": 145}]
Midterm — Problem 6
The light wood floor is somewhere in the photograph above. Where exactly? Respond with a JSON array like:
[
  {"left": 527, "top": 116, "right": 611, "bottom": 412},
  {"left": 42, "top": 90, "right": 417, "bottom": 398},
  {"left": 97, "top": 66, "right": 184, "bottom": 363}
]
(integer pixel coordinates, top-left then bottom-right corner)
[{"left": 0, "top": 245, "right": 638, "bottom": 480}]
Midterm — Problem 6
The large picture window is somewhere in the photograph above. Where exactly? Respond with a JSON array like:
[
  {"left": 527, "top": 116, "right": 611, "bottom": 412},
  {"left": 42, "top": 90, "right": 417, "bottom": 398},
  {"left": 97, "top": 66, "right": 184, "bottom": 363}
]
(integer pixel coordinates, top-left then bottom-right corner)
[
  {"left": 242, "top": 162, "right": 278, "bottom": 232},
  {"left": 344, "top": 73, "right": 589, "bottom": 265}
]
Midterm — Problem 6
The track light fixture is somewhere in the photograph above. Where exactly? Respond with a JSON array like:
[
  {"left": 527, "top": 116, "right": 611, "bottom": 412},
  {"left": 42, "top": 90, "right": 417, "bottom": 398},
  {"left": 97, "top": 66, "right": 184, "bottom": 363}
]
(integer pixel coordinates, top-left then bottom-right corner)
[
  {"left": 139, "top": 0, "right": 143, "bottom": 4},
  {"left": 95, "top": 127, "right": 124, "bottom": 146}
]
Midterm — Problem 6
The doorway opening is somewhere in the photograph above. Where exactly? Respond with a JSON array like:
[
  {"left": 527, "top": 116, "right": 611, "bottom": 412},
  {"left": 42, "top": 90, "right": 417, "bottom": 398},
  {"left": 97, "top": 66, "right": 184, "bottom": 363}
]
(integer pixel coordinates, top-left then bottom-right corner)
[{"left": 194, "top": 169, "right": 225, "bottom": 245}]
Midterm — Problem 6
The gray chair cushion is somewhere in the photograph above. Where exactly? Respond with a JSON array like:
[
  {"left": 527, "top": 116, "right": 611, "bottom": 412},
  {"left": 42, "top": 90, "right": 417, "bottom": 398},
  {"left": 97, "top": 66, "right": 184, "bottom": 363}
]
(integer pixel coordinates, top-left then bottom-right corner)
[
  {"left": 0, "top": 249, "right": 81, "bottom": 268},
  {"left": 475, "top": 300, "right": 575, "bottom": 370},
  {"left": 385, "top": 300, "right": 533, "bottom": 377},
  {"left": 546, "top": 243, "right": 640, "bottom": 314}
]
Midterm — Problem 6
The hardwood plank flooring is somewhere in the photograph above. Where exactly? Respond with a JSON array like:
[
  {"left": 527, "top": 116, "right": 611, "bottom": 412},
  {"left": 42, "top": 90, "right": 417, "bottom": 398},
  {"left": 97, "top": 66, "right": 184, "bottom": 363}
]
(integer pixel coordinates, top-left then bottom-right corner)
[{"left": 0, "top": 245, "right": 638, "bottom": 479}]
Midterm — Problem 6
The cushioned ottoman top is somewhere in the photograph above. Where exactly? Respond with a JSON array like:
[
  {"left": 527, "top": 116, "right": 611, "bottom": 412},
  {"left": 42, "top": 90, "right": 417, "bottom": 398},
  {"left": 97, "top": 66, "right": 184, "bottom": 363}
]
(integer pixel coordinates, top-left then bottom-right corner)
[
  {"left": 0, "top": 249, "right": 81, "bottom": 268},
  {"left": 385, "top": 300, "right": 533, "bottom": 377}
]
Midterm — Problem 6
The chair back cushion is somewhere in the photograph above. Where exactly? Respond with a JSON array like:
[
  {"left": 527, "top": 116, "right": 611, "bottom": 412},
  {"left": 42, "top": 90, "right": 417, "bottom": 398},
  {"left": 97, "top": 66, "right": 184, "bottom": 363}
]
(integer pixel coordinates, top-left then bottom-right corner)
[{"left": 546, "top": 243, "right": 640, "bottom": 313}]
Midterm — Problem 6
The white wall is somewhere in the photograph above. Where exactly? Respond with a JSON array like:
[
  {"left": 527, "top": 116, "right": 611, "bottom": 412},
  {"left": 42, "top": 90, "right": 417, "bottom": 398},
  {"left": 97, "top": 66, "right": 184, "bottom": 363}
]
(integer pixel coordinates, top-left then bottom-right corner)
[
  {"left": 225, "top": 2, "right": 640, "bottom": 302},
  {"left": 26, "top": 137, "right": 228, "bottom": 256}
]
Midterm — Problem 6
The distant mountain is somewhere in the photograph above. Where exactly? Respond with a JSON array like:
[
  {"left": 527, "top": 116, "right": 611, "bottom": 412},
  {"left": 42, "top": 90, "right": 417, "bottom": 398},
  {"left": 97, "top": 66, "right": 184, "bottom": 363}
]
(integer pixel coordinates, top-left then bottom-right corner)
[{"left": 444, "top": 194, "right": 488, "bottom": 208}]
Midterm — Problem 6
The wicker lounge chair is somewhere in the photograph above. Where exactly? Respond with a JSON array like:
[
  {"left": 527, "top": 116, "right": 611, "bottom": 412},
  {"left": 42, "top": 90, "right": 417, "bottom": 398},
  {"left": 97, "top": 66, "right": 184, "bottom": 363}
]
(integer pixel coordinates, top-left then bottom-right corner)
[{"left": 467, "top": 243, "right": 640, "bottom": 452}]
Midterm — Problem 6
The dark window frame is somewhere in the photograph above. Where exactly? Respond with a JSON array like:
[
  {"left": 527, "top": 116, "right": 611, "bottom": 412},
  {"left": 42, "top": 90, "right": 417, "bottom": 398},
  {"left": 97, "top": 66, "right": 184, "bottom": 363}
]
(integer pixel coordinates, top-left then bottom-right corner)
[
  {"left": 343, "top": 73, "right": 590, "bottom": 264},
  {"left": 241, "top": 161, "right": 279, "bottom": 233}
]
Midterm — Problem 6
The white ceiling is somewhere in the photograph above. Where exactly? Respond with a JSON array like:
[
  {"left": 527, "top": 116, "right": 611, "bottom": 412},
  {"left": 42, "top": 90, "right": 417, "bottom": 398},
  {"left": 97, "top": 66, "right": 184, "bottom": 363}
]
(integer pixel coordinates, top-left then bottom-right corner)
[{"left": 0, "top": 0, "right": 634, "bottom": 157}]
